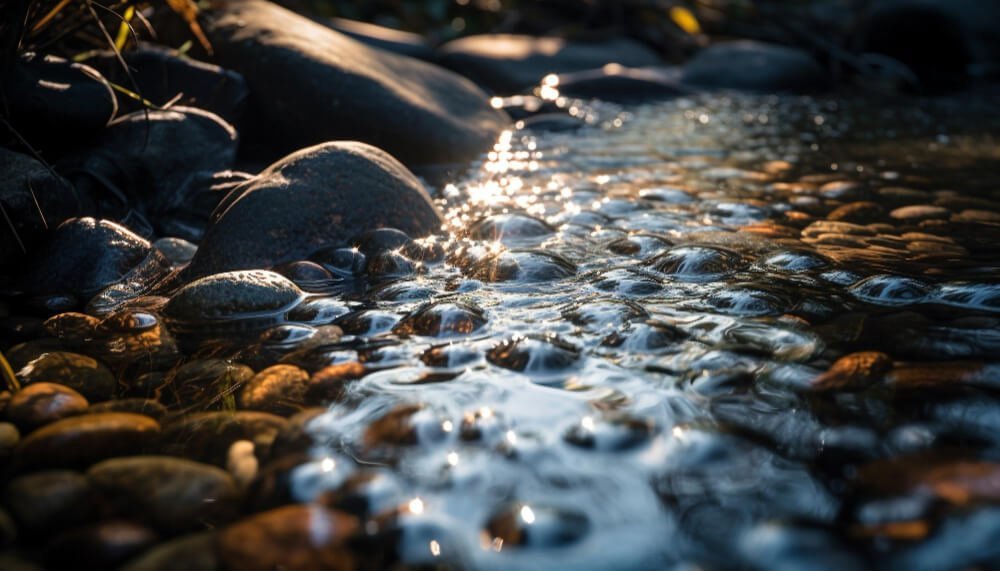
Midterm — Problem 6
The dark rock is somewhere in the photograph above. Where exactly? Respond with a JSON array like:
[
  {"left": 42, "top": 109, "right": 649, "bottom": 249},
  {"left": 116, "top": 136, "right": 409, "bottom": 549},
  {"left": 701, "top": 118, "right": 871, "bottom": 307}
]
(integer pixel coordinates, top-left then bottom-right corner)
[
  {"left": 0, "top": 421, "right": 19, "bottom": 460},
  {"left": 47, "top": 520, "right": 159, "bottom": 571},
  {"left": 120, "top": 531, "right": 218, "bottom": 571},
  {"left": 19, "top": 217, "right": 158, "bottom": 300},
  {"left": 0, "top": 507, "right": 15, "bottom": 548},
  {"left": 217, "top": 504, "right": 359, "bottom": 571},
  {"left": 550, "top": 64, "right": 687, "bottom": 102},
  {"left": 0, "top": 148, "right": 86, "bottom": 267},
  {"left": 16, "top": 351, "right": 116, "bottom": 402},
  {"left": 58, "top": 108, "right": 237, "bottom": 228},
  {"left": 1, "top": 53, "right": 116, "bottom": 154},
  {"left": 681, "top": 41, "right": 830, "bottom": 93},
  {"left": 87, "top": 399, "right": 168, "bottom": 420},
  {"left": 393, "top": 301, "right": 488, "bottom": 338},
  {"left": 165, "top": 270, "right": 302, "bottom": 323},
  {"left": 157, "top": 359, "right": 255, "bottom": 411},
  {"left": 87, "top": 46, "right": 248, "bottom": 123},
  {"left": 156, "top": 0, "right": 507, "bottom": 164},
  {"left": 484, "top": 503, "right": 590, "bottom": 548},
  {"left": 159, "top": 411, "right": 287, "bottom": 467},
  {"left": 185, "top": 142, "right": 444, "bottom": 277},
  {"left": 243, "top": 452, "right": 311, "bottom": 512},
  {"left": 239, "top": 364, "right": 310, "bottom": 415},
  {"left": 5, "top": 470, "right": 99, "bottom": 533},
  {"left": 437, "top": 34, "right": 662, "bottom": 94},
  {"left": 14, "top": 412, "right": 160, "bottom": 470},
  {"left": 153, "top": 237, "right": 198, "bottom": 266},
  {"left": 267, "top": 407, "right": 326, "bottom": 459},
  {"left": 5, "top": 338, "right": 65, "bottom": 371},
  {"left": 6, "top": 382, "right": 89, "bottom": 431},
  {"left": 326, "top": 17, "right": 434, "bottom": 60},
  {"left": 88, "top": 456, "right": 240, "bottom": 533}
]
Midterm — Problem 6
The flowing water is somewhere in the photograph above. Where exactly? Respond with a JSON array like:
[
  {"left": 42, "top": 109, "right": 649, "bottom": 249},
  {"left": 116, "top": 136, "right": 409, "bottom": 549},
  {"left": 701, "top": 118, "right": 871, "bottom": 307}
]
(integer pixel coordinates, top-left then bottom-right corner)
[
  {"left": 259, "top": 93, "right": 1000, "bottom": 569},
  {"left": 37, "top": 92, "right": 1000, "bottom": 569}
]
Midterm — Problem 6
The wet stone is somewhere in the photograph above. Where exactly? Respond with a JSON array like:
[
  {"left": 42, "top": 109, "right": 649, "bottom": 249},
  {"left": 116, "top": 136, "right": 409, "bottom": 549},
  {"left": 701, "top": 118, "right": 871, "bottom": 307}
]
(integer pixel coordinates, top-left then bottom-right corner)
[
  {"left": 164, "top": 270, "right": 302, "bottom": 335},
  {"left": 563, "top": 299, "right": 649, "bottom": 331},
  {"left": 468, "top": 250, "right": 577, "bottom": 283},
  {"left": 153, "top": 238, "right": 198, "bottom": 266},
  {"left": 20, "top": 218, "right": 156, "bottom": 301},
  {"left": 827, "top": 201, "right": 886, "bottom": 224},
  {"left": 607, "top": 234, "right": 674, "bottom": 258},
  {"left": 466, "top": 214, "right": 556, "bottom": 245},
  {"left": 762, "top": 250, "right": 830, "bottom": 272},
  {"left": 159, "top": 411, "right": 287, "bottom": 467},
  {"left": 484, "top": 503, "right": 590, "bottom": 548},
  {"left": 319, "top": 470, "right": 404, "bottom": 519},
  {"left": 185, "top": 143, "right": 444, "bottom": 277},
  {"left": 4, "top": 471, "right": 97, "bottom": 533},
  {"left": 217, "top": 504, "right": 359, "bottom": 571},
  {"left": 393, "top": 301, "right": 487, "bottom": 338},
  {"left": 647, "top": 245, "right": 746, "bottom": 281},
  {"left": 6, "top": 382, "right": 89, "bottom": 431},
  {"left": 849, "top": 274, "right": 933, "bottom": 306},
  {"left": 15, "top": 412, "right": 160, "bottom": 470},
  {"left": 890, "top": 204, "right": 952, "bottom": 222},
  {"left": 564, "top": 413, "right": 657, "bottom": 451},
  {"left": 363, "top": 403, "right": 449, "bottom": 448},
  {"left": 239, "top": 364, "right": 311, "bottom": 415},
  {"left": 486, "top": 335, "right": 580, "bottom": 377},
  {"left": 86, "top": 399, "right": 168, "bottom": 420},
  {"left": 705, "top": 285, "right": 789, "bottom": 317},
  {"left": 158, "top": 359, "right": 254, "bottom": 411},
  {"left": 87, "top": 456, "right": 240, "bottom": 533},
  {"left": 119, "top": 531, "right": 218, "bottom": 571},
  {"left": 681, "top": 40, "right": 830, "bottom": 93},
  {"left": 812, "top": 351, "right": 893, "bottom": 392},
  {"left": 47, "top": 520, "right": 158, "bottom": 571},
  {"left": 0, "top": 422, "right": 20, "bottom": 460},
  {"left": 16, "top": 351, "right": 115, "bottom": 402},
  {"left": 310, "top": 247, "right": 367, "bottom": 278}
]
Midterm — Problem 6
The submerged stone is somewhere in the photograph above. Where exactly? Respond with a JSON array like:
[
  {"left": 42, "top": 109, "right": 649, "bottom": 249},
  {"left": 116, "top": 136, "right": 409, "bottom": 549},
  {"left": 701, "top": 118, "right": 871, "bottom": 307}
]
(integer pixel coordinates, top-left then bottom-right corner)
[
  {"left": 186, "top": 142, "right": 444, "bottom": 277},
  {"left": 165, "top": 270, "right": 302, "bottom": 324},
  {"left": 437, "top": 34, "right": 662, "bottom": 94}
]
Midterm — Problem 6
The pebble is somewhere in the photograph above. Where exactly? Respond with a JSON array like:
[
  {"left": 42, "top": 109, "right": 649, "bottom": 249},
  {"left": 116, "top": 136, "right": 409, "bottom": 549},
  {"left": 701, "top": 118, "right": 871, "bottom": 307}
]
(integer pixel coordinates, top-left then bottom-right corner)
[
  {"left": 15, "top": 412, "right": 160, "bottom": 470},
  {"left": 88, "top": 456, "right": 240, "bottom": 533},
  {"left": 239, "top": 364, "right": 311, "bottom": 415},
  {"left": 16, "top": 351, "right": 115, "bottom": 402},
  {"left": 812, "top": 351, "right": 893, "bottom": 391},
  {"left": 159, "top": 411, "right": 287, "bottom": 467},
  {"left": 6, "top": 382, "right": 89, "bottom": 431},
  {"left": 217, "top": 504, "right": 359, "bottom": 571},
  {"left": 4, "top": 471, "right": 98, "bottom": 533}
]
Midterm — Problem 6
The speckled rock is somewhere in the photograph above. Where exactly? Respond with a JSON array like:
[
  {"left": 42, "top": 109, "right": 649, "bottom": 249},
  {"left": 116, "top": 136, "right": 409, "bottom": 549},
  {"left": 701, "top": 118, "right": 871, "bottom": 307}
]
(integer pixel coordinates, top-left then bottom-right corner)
[
  {"left": 239, "top": 364, "right": 310, "bottom": 415},
  {"left": 185, "top": 142, "right": 444, "bottom": 277},
  {"left": 88, "top": 456, "right": 240, "bottom": 533},
  {"left": 16, "top": 351, "right": 116, "bottom": 402},
  {"left": 165, "top": 271, "right": 303, "bottom": 323}
]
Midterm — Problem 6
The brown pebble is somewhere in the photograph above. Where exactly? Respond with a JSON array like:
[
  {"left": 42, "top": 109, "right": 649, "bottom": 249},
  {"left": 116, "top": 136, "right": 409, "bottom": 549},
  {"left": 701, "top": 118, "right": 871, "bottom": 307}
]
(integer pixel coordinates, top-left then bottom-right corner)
[
  {"left": 217, "top": 504, "right": 359, "bottom": 571},
  {"left": 240, "top": 364, "right": 310, "bottom": 415},
  {"left": 7, "top": 382, "right": 89, "bottom": 431},
  {"left": 812, "top": 351, "right": 893, "bottom": 392},
  {"left": 15, "top": 412, "right": 160, "bottom": 470}
]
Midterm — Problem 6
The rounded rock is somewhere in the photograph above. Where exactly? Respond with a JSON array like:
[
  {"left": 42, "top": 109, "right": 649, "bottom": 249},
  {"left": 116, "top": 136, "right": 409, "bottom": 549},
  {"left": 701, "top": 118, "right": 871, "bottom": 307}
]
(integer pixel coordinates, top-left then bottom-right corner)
[
  {"left": 6, "top": 382, "right": 89, "bottom": 431},
  {"left": 239, "top": 364, "right": 310, "bottom": 415},
  {"left": 15, "top": 412, "right": 160, "bottom": 470},
  {"left": 16, "top": 351, "right": 115, "bottom": 402}
]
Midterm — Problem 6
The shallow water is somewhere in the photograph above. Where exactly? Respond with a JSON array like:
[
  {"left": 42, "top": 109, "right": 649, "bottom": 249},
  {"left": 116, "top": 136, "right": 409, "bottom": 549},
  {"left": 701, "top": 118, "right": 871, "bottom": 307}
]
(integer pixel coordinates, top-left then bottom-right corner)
[
  {"left": 236, "top": 92, "right": 1000, "bottom": 569},
  {"left": 31, "top": 92, "right": 1000, "bottom": 569}
]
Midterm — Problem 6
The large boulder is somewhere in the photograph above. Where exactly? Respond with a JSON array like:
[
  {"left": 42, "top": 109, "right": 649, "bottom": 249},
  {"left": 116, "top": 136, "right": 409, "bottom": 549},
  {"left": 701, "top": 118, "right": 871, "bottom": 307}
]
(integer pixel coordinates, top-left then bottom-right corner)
[
  {"left": 185, "top": 142, "right": 444, "bottom": 277},
  {"left": 58, "top": 107, "right": 237, "bottom": 227},
  {"left": 0, "top": 148, "right": 88, "bottom": 267},
  {"left": 864, "top": 0, "right": 1000, "bottom": 88},
  {"left": 326, "top": 17, "right": 435, "bottom": 61},
  {"left": 437, "top": 34, "right": 663, "bottom": 94},
  {"left": 155, "top": 0, "right": 508, "bottom": 165},
  {"left": 681, "top": 41, "right": 830, "bottom": 93},
  {"left": 86, "top": 46, "right": 248, "bottom": 123},
  {"left": 1, "top": 53, "right": 117, "bottom": 154}
]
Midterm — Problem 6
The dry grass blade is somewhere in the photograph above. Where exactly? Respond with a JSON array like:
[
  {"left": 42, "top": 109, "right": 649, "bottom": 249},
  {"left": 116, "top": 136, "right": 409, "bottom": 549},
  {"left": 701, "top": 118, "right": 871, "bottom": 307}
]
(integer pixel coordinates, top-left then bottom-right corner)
[
  {"left": 165, "top": 0, "right": 213, "bottom": 55},
  {"left": 30, "top": 0, "right": 73, "bottom": 34},
  {"left": 0, "top": 350, "right": 21, "bottom": 393}
]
